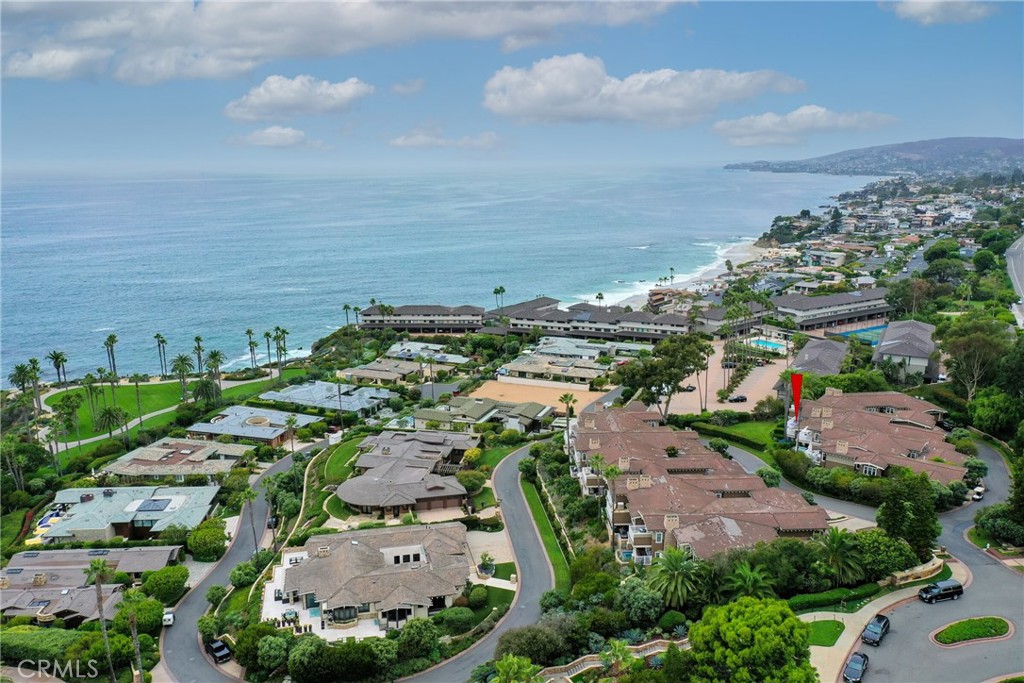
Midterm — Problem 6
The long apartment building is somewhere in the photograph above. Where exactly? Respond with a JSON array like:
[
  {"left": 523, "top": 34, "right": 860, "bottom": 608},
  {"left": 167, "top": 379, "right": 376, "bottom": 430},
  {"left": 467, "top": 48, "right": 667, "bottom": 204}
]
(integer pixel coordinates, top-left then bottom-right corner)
[
  {"left": 570, "top": 404, "right": 828, "bottom": 563},
  {"left": 496, "top": 297, "right": 690, "bottom": 341},
  {"left": 359, "top": 305, "right": 484, "bottom": 333},
  {"left": 770, "top": 288, "right": 890, "bottom": 331}
]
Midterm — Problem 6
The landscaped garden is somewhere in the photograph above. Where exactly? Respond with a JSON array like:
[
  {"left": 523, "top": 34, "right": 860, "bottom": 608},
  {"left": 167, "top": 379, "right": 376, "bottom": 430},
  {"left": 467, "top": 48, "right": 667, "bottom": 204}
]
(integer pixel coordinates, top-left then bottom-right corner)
[
  {"left": 520, "top": 478, "right": 571, "bottom": 594},
  {"left": 933, "top": 617, "right": 1010, "bottom": 645},
  {"left": 806, "top": 619, "right": 845, "bottom": 647}
]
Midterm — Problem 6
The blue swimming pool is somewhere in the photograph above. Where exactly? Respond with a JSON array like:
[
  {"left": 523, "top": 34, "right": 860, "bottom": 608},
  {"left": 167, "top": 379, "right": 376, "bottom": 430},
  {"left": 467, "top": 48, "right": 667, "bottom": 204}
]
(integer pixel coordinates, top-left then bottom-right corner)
[{"left": 752, "top": 339, "right": 784, "bottom": 351}]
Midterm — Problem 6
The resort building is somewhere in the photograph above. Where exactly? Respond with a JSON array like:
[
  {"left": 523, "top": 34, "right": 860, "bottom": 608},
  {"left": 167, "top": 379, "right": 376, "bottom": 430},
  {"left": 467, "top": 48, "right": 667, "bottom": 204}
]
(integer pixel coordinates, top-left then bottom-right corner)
[
  {"left": 690, "top": 303, "right": 767, "bottom": 338},
  {"left": 186, "top": 406, "right": 319, "bottom": 447},
  {"left": 532, "top": 336, "right": 653, "bottom": 360},
  {"left": 340, "top": 359, "right": 423, "bottom": 385},
  {"left": 770, "top": 288, "right": 890, "bottom": 331},
  {"left": 42, "top": 486, "right": 220, "bottom": 543},
  {"left": 494, "top": 297, "right": 690, "bottom": 341},
  {"left": 871, "top": 320, "right": 939, "bottom": 381},
  {"left": 414, "top": 396, "right": 553, "bottom": 433},
  {"left": 570, "top": 405, "right": 828, "bottom": 563},
  {"left": 102, "top": 438, "right": 249, "bottom": 481},
  {"left": 334, "top": 431, "right": 478, "bottom": 515},
  {"left": 384, "top": 341, "right": 471, "bottom": 366},
  {"left": 268, "top": 523, "right": 472, "bottom": 638},
  {"left": 499, "top": 354, "right": 609, "bottom": 386},
  {"left": 788, "top": 390, "right": 966, "bottom": 484},
  {"left": 261, "top": 381, "right": 394, "bottom": 416},
  {"left": 359, "top": 305, "right": 484, "bottom": 333}
]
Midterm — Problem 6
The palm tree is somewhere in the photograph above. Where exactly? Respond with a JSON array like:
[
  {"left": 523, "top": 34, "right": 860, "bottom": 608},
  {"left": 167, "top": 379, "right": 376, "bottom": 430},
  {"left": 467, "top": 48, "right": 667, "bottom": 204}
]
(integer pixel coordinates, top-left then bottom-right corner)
[
  {"left": 46, "top": 350, "right": 68, "bottom": 388},
  {"left": 558, "top": 392, "right": 577, "bottom": 452},
  {"left": 285, "top": 414, "right": 298, "bottom": 452},
  {"left": 669, "top": 266, "right": 675, "bottom": 284},
  {"left": 263, "top": 331, "right": 273, "bottom": 370},
  {"left": 245, "top": 328, "right": 255, "bottom": 368},
  {"left": 647, "top": 546, "right": 702, "bottom": 610},
  {"left": 240, "top": 487, "right": 260, "bottom": 550},
  {"left": 97, "top": 406, "right": 123, "bottom": 442},
  {"left": 154, "top": 333, "right": 168, "bottom": 377},
  {"left": 596, "top": 292, "right": 604, "bottom": 308},
  {"left": 171, "top": 354, "right": 195, "bottom": 399},
  {"left": 193, "top": 378, "right": 221, "bottom": 408},
  {"left": 104, "top": 334, "right": 118, "bottom": 375},
  {"left": 814, "top": 527, "right": 865, "bottom": 587},
  {"left": 493, "top": 653, "right": 543, "bottom": 683},
  {"left": 249, "top": 340, "right": 260, "bottom": 371},
  {"left": 129, "top": 373, "right": 147, "bottom": 425},
  {"left": 600, "top": 639, "right": 636, "bottom": 678},
  {"left": 493, "top": 286, "right": 502, "bottom": 312},
  {"left": 722, "top": 560, "right": 776, "bottom": 599},
  {"left": 95, "top": 368, "right": 110, "bottom": 409},
  {"left": 26, "top": 358, "right": 43, "bottom": 417},
  {"left": 342, "top": 304, "right": 352, "bottom": 327},
  {"left": 7, "top": 363, "right": 31, "bottom": 395},
  {"left": 353, "top": 306, "right": 361, "bottom": 325},
  {"left": 58, "top": 392, "right": 85, "bottom": 456},
  {"left": 206, "top": 349, "right": 225, "bottom": 388},
  {"left": 84, "top": 559, "right": 117, "bottom": 683},
  {"left": 118, "top": 589, "right": 146, "bottom": 679},
  {"left": 193, "top": 336, "right": 204, "bottom": 373},
  {"left": 82, "top": 373, "right": 99, "bottom": 427}
]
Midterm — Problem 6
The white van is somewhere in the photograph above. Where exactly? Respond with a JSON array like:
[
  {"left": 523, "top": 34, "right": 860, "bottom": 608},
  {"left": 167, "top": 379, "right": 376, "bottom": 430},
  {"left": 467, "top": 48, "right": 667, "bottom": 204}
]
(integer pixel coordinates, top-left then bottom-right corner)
[{"left": 162, "top": 610, "right": 175, "bottom": 627}]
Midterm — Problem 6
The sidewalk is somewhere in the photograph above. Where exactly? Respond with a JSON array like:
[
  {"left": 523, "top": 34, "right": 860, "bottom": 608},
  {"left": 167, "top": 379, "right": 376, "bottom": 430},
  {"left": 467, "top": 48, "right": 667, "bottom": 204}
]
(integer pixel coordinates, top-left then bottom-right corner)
[{"left": 802, "top": 560, "right": 971, "bottom": 683}]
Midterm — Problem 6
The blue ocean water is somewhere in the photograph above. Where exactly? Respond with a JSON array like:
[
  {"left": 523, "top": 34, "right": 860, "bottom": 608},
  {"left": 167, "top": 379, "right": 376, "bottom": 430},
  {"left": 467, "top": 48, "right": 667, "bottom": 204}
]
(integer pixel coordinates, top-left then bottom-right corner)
[{"left": 1, "top": 168, "right": 869, "bottom": 383}]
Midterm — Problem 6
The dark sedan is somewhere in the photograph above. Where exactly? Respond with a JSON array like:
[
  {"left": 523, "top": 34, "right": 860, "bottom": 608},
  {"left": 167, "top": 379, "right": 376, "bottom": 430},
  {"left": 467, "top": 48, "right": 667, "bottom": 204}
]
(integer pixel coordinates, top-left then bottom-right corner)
[
  {"left": 842, "top": 651, "right": 869, "bottom": 683},
  {"left": 727, "top": 395, "right": 748, "bottom": 403},
  {"left": 860, "top": 614, "right": 890, "bottom": 646}
]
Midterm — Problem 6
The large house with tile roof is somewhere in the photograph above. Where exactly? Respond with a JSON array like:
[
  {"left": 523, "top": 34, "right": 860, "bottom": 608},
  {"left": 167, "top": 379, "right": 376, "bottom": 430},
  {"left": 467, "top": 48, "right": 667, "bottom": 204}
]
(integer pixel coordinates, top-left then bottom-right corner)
[{"left": 414, "top": 396, "right": 553, "bottom": 433}]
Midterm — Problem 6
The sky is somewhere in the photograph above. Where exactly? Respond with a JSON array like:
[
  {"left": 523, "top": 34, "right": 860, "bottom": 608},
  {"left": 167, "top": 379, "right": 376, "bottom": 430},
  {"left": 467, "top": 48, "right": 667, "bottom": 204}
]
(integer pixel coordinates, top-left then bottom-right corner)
[{"left": 2, "top": 0, "right": 1022, "bottom": 174}]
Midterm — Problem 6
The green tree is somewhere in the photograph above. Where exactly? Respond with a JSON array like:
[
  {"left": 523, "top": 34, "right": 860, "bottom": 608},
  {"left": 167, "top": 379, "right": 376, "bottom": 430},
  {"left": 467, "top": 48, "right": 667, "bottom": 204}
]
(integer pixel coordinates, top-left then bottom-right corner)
[
  {"left": 246, "top": 328, "right": 257, "bottom": 367},
  {"left": 286, "top": 413, "right": 299, "bottom": 451},
  {"left": 397, "top": 617, "right": 440, "bottom": 659},
  {"left": 941, "top": 312, "right": 1015, "bottom": 402},
  {"left": 972, "top": 248, "right": 997, "bottom": 273},
  {"left": 193, "top": 335, "right": 205, "bottom": 374},
  {"left": 142, "top": 565, "right": 189, "bottom": 604},
  {"left": 129, "top": 373, "right": 147, "bottom": 424},
  {"left": 84, "top": 559, "right": 118, "bottom": 683},
  {"left": 968, "top": 387, "right": 1024, "bottom": 439},
  {"left": 496, "top": 625, "right": 566, "bottom": 667},
  {"left": 687, "top": 597, "right": 817, "bottom": 683},
  {"left": 646, "top": 546, "right": 703, "bottom": 610},
  {"left": 170, "top": 353, "right": 195, "bottom": 399},
  {"left": 813, "top": 526, "right": 865, "bottom": 587},
  {"left": 493, "top": 653, "right": 543, "bottom": 683},
  {"left": 154, "top": 333, "right": 168, "bottom": 377},
  {"left": 46, "top": 349, "right": 68, "bottom": 388},
  {"left": 193, "top": 377, "right": 221, "bottom": 408},
  {"left": 240, "top": 487, "right": 260, "bottom": 550},
  {"left": 189, "top": 518, "right": 228, "bottom": 560},
  {"left": 235, "top": 622, "right": 278, "bottom": 669},
  {"left": 205, "top": 584, "right": 228, "bottom": 607},
  {"left": 722, "top": 561, "right": 776, "bottom": 599},
  {"left": 876, "top": 471, "right": 941, "bottom": 560},
  {"left": 97, "top": 405, "right": 124, "bottom": 442},
  {"left": 856, "top": 529, "right": 918, "bottom": 582},
  {"left": 288, "top": 634, "right": 332, "bottom": 683},
  {"left": 197, "top": 614, "right": 224, "bottom": 644},
  {"left": 206, "top": 349, "right": 225, "bottom": 388},
  {"left": 257, "top": 635, "right": 290, "bottom": 674},
  {"left": 558, "top": 392, "right": 577, "bottom": 448},
  {"left": 615, "top": 576, "right": 664, "bottom": 628},
  {"left": 756, "top": 467, "right": 781, "bottom": 487},
  {"left": 104, "top": 334, "right": 119, "bottom": 375},
  {"left": 707, "top": 438, "right": 730, "bottom": 457}
]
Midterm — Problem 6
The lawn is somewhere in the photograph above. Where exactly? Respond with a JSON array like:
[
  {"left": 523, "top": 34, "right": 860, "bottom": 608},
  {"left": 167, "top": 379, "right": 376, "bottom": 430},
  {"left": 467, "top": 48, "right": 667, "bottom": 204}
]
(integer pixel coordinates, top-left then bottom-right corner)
[
  {"left": 322, "top": 438, "right": 363, "bottom": 485},
  {"left": 472, "top": 486, "right": 496, "bottom": 511},
  {"left": 521, "top": 480, "right": 571, "bottom": 594},
  {"left": 934, "top": 617, "right": 1010, "bottom": 644},
  {"left": 469, "top": 586, "right": 515, "bottom": 627},
  {"left": 217, "top": 585, "right": 251, "bottom": 617},
  {"left": 478, "top": 445, "right": 517, "bottom": 469},
  {"left": 57, "top": 410, "right": 181, "bottom": 465},
  {"left": 221, "top": 368, "right": 307, "bottom": 402},
  {"left": 492, "top": 562, "right": 516, "bottom": 581},
  {"left": 1, "top": 509, "right": 27, "bottom": 551},
  {"left": 325, "top": 494, "right": 353, "bottom": 520},
  {"left": 968, "top": 525, "right": 999, "bottom": 550},
  {"left": 807, "top": 620, "right": 845, "bottom": 647},
  {"left": 717, "top": 420, "right": 776, "bottom": 446}
]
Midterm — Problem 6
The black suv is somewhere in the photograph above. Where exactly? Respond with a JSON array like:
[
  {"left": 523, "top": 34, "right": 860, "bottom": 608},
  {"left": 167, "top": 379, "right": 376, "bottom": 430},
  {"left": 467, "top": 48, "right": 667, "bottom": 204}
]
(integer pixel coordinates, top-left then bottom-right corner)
[
  {"left": 842, "top": 652, "right": 869, "bottom": 683},
  {"left": 860, "top": 614, "right": 890, "bottom": 646},
  {"left": 267, "top": 516, "right": 278, "bottom": 529},
  {"left": 727, "top": 395, "right": 748, "bottom": 403},
  {"left": 918, "top": 579, "right": 963, "bottom": 603},
  {"left": 206, "top": 639, "right": 232, "bottom": 664}
]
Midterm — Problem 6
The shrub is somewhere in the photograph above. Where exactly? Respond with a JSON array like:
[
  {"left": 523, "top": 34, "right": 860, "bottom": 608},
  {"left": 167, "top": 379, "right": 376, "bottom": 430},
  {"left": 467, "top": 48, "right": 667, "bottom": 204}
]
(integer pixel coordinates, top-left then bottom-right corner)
[
  {"left": 707, "top": 438, "right": 731, "bottom": 456},
  {"left": 231, "top": 562, "right": 257, "bottom": 588},
  {"left": 142, "top": 565, "right": 189, "bottom": 604},
  {"left": 206, "top": 584, "right": 228, "bottom": 607},
  {"left": 456, "top": 470, "right": 487, "bottom": 494},
  {"left": 188, "top": 518, "right": 228, "bottom": 561},
  {"left": 658, "top": 610, "right": 687, "bottom": 632},
  {"left": 435, "top": 607, "right": 475, "bottom": 635},
  {"left": 113, "top": 595, "right": 165, "bottom": 637},
  {"left": 774, "top": 448, "right": 812, "bottom": 480},
  {"left": 468, "top": 586, "right": 488, "bottom": 609},
  {"left": 856, "top": 529, "right": 919, "bottom": 582},
  {"left": 398, "top": 618, "right": 440, "bottom": 660},
  {"left": 934, "top": 617, "right": 1010, "bottom": 644},
  {"left": 197, "top": 614, "right": 223, "bottom": 643},
  {"left": 756, "top": 467, "right": 781, "bottom": 487},
  {"left": 787, "top": 583, "right": 881, "bottom": 611}
]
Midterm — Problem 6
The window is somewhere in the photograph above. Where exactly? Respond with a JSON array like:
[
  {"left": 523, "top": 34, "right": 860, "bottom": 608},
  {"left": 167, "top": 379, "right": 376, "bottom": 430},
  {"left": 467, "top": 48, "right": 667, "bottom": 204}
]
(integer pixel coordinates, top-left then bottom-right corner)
[
  {"left": 6, "top": 568, "right": 23, "bottom": 575},
  {"left": 654, "top": 532, "right": 663, "bottom": 543},
  {"left": 28, "top": 599, "right": 51, "bottom": 608},
  {"left": 403, "top": 554, "right": 410, "bottom": 563},
  {"left": 413, "top": 553, "right": 421, "bottom": 562},
  {"left": 358, "top": 603, "right": 370, "bottom": 613},
  {"left": 133, "top": 519, "right": 155, "bottom": 528},
  {"left": 393, "top": 556, "right": 400, "bottom": 565}
]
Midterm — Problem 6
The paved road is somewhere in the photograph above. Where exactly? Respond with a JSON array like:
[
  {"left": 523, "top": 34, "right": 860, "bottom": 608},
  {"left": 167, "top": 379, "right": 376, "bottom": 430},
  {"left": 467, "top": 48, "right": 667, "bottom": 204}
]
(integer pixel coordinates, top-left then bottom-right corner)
[
  {"left": 408, "top": 445, "right": 553, "bottom": 683},
  {"left": 894, "top": 239, "right": 935, "bottom": 281},
  {"left": 163, "top": 447, "right": 301, "bottom": 683},
  {"left": 1006, "top": 234, "right": 1024, "bottom": 327}
]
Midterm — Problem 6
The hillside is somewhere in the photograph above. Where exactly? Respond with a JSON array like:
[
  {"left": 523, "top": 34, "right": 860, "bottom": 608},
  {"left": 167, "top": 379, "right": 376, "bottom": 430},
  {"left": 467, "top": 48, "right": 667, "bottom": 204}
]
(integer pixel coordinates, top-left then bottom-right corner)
[{"left": 725, "top": 137, "right": 1024, "bottom": 177}]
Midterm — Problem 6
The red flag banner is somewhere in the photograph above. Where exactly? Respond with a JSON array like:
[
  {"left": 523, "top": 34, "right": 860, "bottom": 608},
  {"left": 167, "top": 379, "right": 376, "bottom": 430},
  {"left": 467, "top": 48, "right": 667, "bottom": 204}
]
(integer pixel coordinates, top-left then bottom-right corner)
[{"left": 791, "top": 373, "right": 804, "bottom": 421}]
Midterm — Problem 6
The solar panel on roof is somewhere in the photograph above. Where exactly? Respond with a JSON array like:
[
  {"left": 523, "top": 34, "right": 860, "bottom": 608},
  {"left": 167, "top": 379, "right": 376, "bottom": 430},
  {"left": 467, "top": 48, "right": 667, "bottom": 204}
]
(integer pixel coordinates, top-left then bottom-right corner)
[
  {"left": 23, "top": 552, "right": 39, "bottom": 558},
  {"left": 88, "top": 549, "right": 110, "bottom": 556},
  {"left": 6, "top": 568, "right": 23, "bottom": 574},
  {"left": 137, "top": 498, "right": 171, "bottom": 512}
]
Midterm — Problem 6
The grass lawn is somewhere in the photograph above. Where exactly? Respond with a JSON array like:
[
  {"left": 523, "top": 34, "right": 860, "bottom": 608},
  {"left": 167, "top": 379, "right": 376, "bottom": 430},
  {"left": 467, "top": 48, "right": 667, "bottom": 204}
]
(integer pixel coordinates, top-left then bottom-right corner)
[
  {"left": 218, "top": 586, "right": 250, "bottom": 617},
  {"left": 221, "top": 368, "right": 306, "bottom": 402},
  {"left": 716, "top": 421, "right": 776, "bottom": 446},
  {"left": 492, "top": 562, "right": 516, "bottom": 581},
  {"left": 469, "top": 586, "right": 515, "bottom": 627},
  {"left": 521, "top": 480, "right": 571, "bottom": 594},
  {"left": 322, "top": 438, "right": 363, "bottom": 485},
  {"left": 325, "top": 494, "right": 353, "bottom": 520},
  {"left": 807, "top": 620, "right": 845, "bottom": 647},
  {"left": 478, "top": 445, "right": 517, "bottom": 469},
  {"left": 1, "top": 509, "right": 27, "bottom": 551},
  {"left": 968, "top": 525, "right": 1000, "bottom": 550},
  {"left": 46, "top": 381, "right": 185, "bottom": 441},
  {"left": 58, "top": 410, "right": 181, "bottom": 466},
  {"left": 472, "top": 486, "right": 496, "bottom": 511},
  {"left": 935, "top": 617, "right": 1010, "bottom": 644}
]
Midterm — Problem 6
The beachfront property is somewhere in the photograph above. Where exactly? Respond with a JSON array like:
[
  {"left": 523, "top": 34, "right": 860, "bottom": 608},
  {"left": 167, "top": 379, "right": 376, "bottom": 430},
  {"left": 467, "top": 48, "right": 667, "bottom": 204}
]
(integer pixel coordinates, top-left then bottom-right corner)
[
  {"left": 494, "top": 297, "right": 691, "bottom": 341},
  {"left": 384, "top": 341, "right": 471, "bottom": 366},
  {"left": 499, "top": 354, "right": 609, "bottom": 386},
  {"left": 334, "top": 431, "right": 477, "bottom": 515},
  {"left": 414, "top": 396, "right": 554, "bottom": 433},
  {"left": 186, "top": 406, "right": 320, "bottom": 447},
  {"left": 770, "top": 288, "right": 890, "bottom": 332},
  {"left": 264, "top": 523, "right": 472, "bottom": 639},
  {"left": 871, "top": 320, "right": 939, "bottom": 381},
  {"left": 340, "top": 358, "right": 424, "bottom": 385},
  {"left": 787, "top": 390, "right": 966, "bottom": 485},
  {"left": 690, "top": 302, "right": 767, "bottom": 338},
  {"left": 102, "top": 437, "right": 250, "bottom": 481},
  {"left": 260, "top": 381, "right": 395, "bottom": 417},
  {"left": 359, "top": 305, "right": 484, "bottom": 333},
  {"left": 802, "top": 249, "right": 847, "bottom": 267},
  {"left": 569, "top": 405, "right": 828, "bottom": 563},
  {"left": 41, "top": 486, "right": 220, "bottom": 543},
  {"left": 532, "top": 336, "right": 653, "bottom": 360}
]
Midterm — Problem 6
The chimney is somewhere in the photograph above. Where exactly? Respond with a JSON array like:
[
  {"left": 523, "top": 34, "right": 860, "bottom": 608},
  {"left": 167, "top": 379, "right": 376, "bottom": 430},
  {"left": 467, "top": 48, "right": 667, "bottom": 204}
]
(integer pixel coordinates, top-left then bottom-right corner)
[
  {"left": 626, "top": 477, "right": 640, "bottom": 491},
  {"left": 382, "top": 447, "right": 391, "bottom": 455},
  {"left": 0, "top": 577, "right": 9, "bottom": 589},
  {"left": 33, "top": 573, "right": 47, "bottom": 586},
  {"left": 618, "top": 456, "right": 630, "bottom": 470},
  {"left": 589, "top": 438, "right": 600, "bottom": 450},
  {"left": 316, "top": 547, "right": 330, "bottom": 558},
  {"left": 836, "top": 440, "right": 849, "bottom": 454},
  {"left": 821, "top": 407, "right": 833, "bottom": 418},
  {"left": 639, "top": 475, "right": 652, "bottom": 489},
  {"left": 664, "top": 514, "right": 679, "bottom": 532},
  {"left": 822, "top": 419, "right": 833, "bottom": 429},
  {"left": 584, "top": 417, "right": 595, "bottom": 429},
  {"left": 811, "top": 408, "right": 822, "bottom": 418}
]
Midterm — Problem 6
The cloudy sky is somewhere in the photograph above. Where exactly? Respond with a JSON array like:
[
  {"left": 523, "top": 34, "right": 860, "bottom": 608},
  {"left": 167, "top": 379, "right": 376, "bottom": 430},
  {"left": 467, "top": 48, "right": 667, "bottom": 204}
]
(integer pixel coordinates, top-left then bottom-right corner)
[{"left": 2, "top": 1, "right": 1021, "bottom": 173}]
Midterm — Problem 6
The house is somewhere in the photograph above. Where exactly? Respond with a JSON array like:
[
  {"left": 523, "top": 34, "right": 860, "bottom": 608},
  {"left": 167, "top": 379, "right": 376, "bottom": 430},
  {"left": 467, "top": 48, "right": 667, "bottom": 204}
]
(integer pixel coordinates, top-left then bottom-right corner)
[
  {"left": 571, "top": 405, "right": 828, "bottom": 563},
  {"left": 533, "top": 336, "right": 653, "bottom": 360},
  {"left": 770, "top": 289, "right": 890, "bottom": 332},
  {"left": 103, "top": 438, "right": 249, "bottom": 481},
  {"left": 0, "top": 582, "right": 123, "bottom": 628},
  {"left": 275, "top": 523, "right": 472, "bottom": 636},
  {"left": 792, "top": 338, "right": 849, "bottom": 376},
  {"left": 384, "top": 342, "right": 471, "bottom": 366},
  {"left": 359, "top": 305, "right": 484, "bottom": 333},
  {"left": 340, "top": 359, "right": 423, "bottom": 385},
  {"left": 261, "top": 381, "right": 394, "bottom": 416},
  {"left": 43, "top": 486, "right": 220, "bottom": 543},
  {"left": 499, "top": 354, "right": 608, "bottom": 385},
  {"left": 803, "top": 250, "right": 847, "bottom": 267},
  {"left": 791, "top": 280, "right": 826, "bottom": 295},
  {"left": 690, "top": 303, "right": 766, "bottom": 338},
  {"left": 497, "top": 298, "right": 690, "bottom": 341},
  {"left": 334, "top": 432, "right": 478, "bottom": 515},
  {"left": 853, "top": 275, "right": 877, "bottom": 289},
  {"left": 787, "top": 390, "right": 966, "bottom": 485},
  {"left": 2, "top": 546, "right": 182, "bottom": 589},
  {"left": 187, "top": 406, "right": 320, "bottom": 447},
  {"left": 415, "top": 396, "right": 553, "bottom": 433},
  {"left": 872, "top": 321, "right": 938, "bottom": 381}
]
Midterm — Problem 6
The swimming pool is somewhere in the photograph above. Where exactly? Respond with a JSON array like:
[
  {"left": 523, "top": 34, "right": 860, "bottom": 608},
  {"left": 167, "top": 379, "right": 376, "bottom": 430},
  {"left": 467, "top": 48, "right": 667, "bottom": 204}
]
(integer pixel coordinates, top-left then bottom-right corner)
[{"left": 751, "top": 339, "right": 784, "bottom": 351}]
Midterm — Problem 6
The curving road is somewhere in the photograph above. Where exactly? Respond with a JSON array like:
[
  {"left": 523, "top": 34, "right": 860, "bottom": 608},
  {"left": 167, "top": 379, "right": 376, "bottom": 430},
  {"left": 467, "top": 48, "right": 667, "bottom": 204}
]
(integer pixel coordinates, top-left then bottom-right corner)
[
  {"left": 407, "top": 445, "right": 553, "bottom": 683},
  {"left": 1006, "top": 234, "right": 1024, "bottom": 327}
]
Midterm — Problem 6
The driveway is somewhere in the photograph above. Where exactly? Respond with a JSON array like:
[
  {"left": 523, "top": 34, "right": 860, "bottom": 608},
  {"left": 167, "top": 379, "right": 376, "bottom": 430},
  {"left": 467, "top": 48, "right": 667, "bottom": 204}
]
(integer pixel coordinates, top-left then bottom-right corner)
[{"left": 407, "top": 445, "right": 553, "bottom": 683}]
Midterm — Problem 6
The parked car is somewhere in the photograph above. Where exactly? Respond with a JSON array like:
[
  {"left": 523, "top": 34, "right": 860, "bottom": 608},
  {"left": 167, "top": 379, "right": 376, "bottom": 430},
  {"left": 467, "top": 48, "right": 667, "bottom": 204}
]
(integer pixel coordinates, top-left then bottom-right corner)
[
  {"left": 860, "top": 614, "right": 890, "bottom": 646},
  {"left": 842, "top": 652, "right": 869, "bottom": 683},
  {"left": 721, "top": 361, "right": 738, "bottom": 369},
  {"left": 936, "top": 418, "right": 954, "bottom": 431},
  {"left": 972, "top": 490, "right": 985, "bottom": 501},
  {"left": 267, "top": 516, "right": 278, "bottom": 529},
  {"left": 918, "top": 579, "right": 963, "bottom": 603},
  {"left": 680, "top": 385, "right": 697, "bottom": 392},
  {"left": 162, "top": 610, "right": 175, "bottom": 627},
  {"left": 206, "top": 639, "right": 232, "bottom": 664},
  {"left": 727, "top": 395, "right": 748, "bottom": 403},
  {"left": 327, "top": 425, "right": 341, "bottom": 434}
]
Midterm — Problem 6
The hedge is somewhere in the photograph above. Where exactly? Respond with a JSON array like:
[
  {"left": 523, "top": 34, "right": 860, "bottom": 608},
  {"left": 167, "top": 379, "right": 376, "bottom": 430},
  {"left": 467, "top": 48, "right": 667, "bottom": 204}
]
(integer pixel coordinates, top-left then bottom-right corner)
[
  {"left": 787, "top": 582, "right": 881, "bottom": 611},
  {"left": 934, "top": 617, "right": 1010, "bottom": 644},
  {"left": 0, "top": 626, "right": 92, "bottom": 664},
  {"left": 690, "top": 423, "right": 766, "bottom": 451}
]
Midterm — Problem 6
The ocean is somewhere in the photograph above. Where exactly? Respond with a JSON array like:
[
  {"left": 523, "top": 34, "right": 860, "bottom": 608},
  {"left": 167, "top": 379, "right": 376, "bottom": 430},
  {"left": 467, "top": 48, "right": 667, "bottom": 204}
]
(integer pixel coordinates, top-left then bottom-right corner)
[{"left": 1, "top": 168, "right": 871, "bottom": 383}]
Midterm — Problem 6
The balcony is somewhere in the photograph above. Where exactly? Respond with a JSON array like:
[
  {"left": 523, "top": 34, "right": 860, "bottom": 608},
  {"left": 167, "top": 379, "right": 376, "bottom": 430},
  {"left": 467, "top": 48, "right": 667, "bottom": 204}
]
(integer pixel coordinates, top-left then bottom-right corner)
[{"left": 628, "top": 525, "right": 652, "bottom": 547}]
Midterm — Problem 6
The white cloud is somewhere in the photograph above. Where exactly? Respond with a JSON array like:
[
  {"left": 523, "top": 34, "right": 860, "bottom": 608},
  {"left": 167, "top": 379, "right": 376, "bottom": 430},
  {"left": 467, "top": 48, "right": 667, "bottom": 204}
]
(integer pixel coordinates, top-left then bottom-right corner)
[
  {"left": 712, "top": 105, "right": 898, "bottom": 146},
  {"left": 2, "top": 46, "right": 112, "bottom": 79},
  {"left": 229, "top": 126, "right": 319, "bottom": 148},
  {"left": 390, "top": 128, "right": 500, "bottom": 150},
  {"left": 224, "top": 75, "right": 373, "bottom": 121},
  {"left": 391, "top": 79, "right": 424, "bottom": 96},
  {"left": 886, "top": 1, "right": 997, "bottom": 25},
  {"left": 483, "top": 54, "right": 805, "bottom": 126},
  {"left": 2, "top": 2, "right": 668, "bottom": 83}
]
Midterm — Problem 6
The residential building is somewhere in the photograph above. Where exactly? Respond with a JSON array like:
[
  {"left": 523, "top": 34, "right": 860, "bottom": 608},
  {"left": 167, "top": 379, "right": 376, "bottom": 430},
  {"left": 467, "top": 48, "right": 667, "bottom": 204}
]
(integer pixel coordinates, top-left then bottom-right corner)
[
  {"left": 872, "top": 321, "right": 938, "bottom": 381},
  {"left": 499, "top": 354, "right": 608, "bottom": 385},
  {"left": 792, "top": 338, "right": 849, "bottom": 376},
  {"left": 498, "top": 298, "right": 690, "bottom": 340},
  {"left": 103, "top": 438, "right": 249, "bottom": 481},
  {"left": 43, "top": 486, "right": 220, "bottom": 542},
  {"left": 787, "top": 390, "right": 966, "bottom": 485},
  {"left": 384, "top": 342, "right": 470, "bottom": 366},
  {"left": 276, "top": 523, "right": 472, "bottom": 635},
  {"left": 2, "top": 546, "right": 182, "bottom": 589},
  {"left": 340, "top": 359, "right": 423, "bottom": 385},
  {"left": 359, "top": 305, "right": 484, "bottom": 333},
  {"left": 0, "top": 582, "right": 123, "bottom": 628},
  {"left": 690, "top": 303, "right": 766, "bottom": 338},
  {"left": 770, "top": 288, "right": 890, "bottom": 331},
  {"left": 261, "top": 381, "right": 394, "bottom": 416},
  {"left": 187, "top": 406, "right": 319, "bottom": 447},
  {"left": 533, "top": 336, "right": 653, "bottom": 360},
  {"left": 414, "top": 396, "right": 553, "bottom": 433},
  {"left": 803, "top": 250, "right": 847, "bottom": 267}
]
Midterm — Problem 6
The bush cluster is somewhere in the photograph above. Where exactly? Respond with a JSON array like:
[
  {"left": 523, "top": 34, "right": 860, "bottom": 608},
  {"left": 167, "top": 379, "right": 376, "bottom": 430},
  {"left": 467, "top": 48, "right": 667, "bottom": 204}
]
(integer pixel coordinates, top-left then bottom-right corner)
[{"left": 787, "top": 583, "right": 881, "bottom": 611}]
